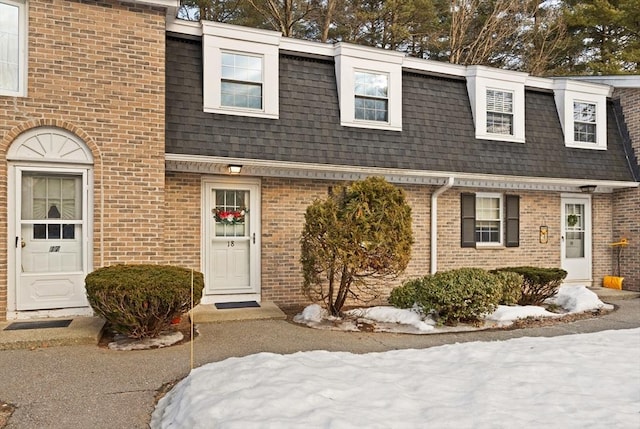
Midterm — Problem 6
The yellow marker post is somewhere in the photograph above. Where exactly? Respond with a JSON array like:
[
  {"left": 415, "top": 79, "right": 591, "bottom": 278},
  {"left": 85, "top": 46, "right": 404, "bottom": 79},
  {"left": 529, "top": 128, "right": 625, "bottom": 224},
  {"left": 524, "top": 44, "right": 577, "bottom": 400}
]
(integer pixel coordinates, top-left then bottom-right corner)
[{"left": 603, "top": 238, "right": 628, "bottom": 290}]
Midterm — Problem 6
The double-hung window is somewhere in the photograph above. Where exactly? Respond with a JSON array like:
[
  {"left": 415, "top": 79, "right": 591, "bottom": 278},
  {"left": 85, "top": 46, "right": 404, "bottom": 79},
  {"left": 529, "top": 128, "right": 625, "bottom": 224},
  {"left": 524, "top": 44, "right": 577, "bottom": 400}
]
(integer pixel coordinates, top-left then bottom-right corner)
[
  {"left": 461, "top": 193, "right": 520, "bottom": 248},
  {"left": 465, "top": 66, "right": 526, "bottom": 142},
  {"left": 0, "top": 0, "right": 26, "bottom": 96},
  {"left": 202, "top": 21, "right": 280, "bottom": 119},
  {"left": 354, "top": 71, "right": 388, "bottom": 122},
  {"left": 553, "top": 80, "right": 607, "bottom": 150},
  {"left": 221, "top": 52, "right": 263, "bottom": 110},
  {"left": 475, "top": 194, "right": 502, "bottom": 244},
  {"left": 573, "top": 101, "right": 596, "bottom": 143},
  {"left": 486, "top": 89, "right": 513, "bottom": 135}
]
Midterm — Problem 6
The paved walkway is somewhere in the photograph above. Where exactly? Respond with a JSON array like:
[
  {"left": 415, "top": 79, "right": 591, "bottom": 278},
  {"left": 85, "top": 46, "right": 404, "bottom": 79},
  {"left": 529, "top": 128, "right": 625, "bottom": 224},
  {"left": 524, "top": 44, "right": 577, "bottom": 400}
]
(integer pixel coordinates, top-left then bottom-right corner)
[{"left": 0, "top": 297, "right": 638, "bottom": 429}]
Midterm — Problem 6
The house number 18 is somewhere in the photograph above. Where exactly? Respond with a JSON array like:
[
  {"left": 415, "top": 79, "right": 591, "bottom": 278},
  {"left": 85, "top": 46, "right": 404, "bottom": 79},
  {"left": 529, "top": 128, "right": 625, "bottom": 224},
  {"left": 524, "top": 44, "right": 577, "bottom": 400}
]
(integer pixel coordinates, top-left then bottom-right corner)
[{"left": 228, "top": 241, "right": 235, "bottom": 247}]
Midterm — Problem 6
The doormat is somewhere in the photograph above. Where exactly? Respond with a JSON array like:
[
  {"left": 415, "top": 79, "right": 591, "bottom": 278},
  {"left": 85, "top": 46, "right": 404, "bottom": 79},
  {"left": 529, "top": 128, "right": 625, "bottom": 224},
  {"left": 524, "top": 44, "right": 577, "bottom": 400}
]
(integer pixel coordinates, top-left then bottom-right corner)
[
  {"left": 215, "top": 301, "right": 260, "bottom": 310},
  {"left": 4, "top": 319, "right": 72, "bottom": 331}
]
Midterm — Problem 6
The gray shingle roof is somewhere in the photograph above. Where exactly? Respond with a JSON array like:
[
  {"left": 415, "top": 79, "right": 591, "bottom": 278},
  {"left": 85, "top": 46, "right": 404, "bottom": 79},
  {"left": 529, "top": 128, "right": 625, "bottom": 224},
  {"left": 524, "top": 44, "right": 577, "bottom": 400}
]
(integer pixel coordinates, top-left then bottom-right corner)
[{"left": 165, "top": 35, "right": 635, "bottom": 183}]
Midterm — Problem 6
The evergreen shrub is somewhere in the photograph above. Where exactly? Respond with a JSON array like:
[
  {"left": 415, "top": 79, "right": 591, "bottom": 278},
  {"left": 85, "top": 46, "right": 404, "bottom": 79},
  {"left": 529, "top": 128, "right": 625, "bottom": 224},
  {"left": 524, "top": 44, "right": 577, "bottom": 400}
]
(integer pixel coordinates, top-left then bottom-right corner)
[
  {"left": 85, "top": 264, "right": 204, "bottom": 339},
  {"left": 390, "top": 268, "right": 501, "bottom": 326},
  {"left": 494, "top": 266, "right": 567, "bottom": 306}
]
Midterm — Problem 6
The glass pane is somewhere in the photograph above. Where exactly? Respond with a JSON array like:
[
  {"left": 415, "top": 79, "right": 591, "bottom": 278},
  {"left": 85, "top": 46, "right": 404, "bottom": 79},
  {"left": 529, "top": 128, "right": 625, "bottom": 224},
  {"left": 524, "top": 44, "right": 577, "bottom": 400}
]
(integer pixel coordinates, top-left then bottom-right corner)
[
  {"left": 0, "top": 2, "right": 20, "bottom": 92},
  {"left": 354, "top": 71, "right": 388, "bottom": 98},
  {"left": 63, "top": 224, "right": 75, "bottom": 239},
  {"left": 214, "top": 189, "right": 249, "bottom": 237},
  {"left": 22, "top": 174, "right": 81, "bottom": 220},
  {"left": 487, "top": 112, "right": 513, "bottom": 135},
  {"left": 220, "top": 52, "right": 262, "bottom": 83},
  {"left": 565, "top": 204, "right": 584, "bottom": 258},
  {"left": 574, "top": 122, "right": 596, "bottom": 143},
  {"left": 487, "top": 90, "right": 513, "bottom": 113},
  {"left": 573, "top": 102, "right": 596, "bottom": 122},
  {"left": 33, "top": 224, "right": 46, "bottom": 239},
  {"left": 48, "top": 224, "right": 61, "bottom": 239},
  {"left": 355, "top": 96, "right": 388, "bottom": 122},
  {"left": 221, "top": 81, "right": 262, "bottom": 109}
]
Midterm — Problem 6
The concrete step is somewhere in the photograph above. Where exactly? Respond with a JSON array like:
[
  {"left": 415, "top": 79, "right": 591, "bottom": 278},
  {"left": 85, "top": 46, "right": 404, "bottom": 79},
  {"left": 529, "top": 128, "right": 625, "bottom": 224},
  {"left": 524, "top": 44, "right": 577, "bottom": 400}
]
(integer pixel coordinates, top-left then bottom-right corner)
[
  {"left": 588, "top": 286, "right": 640, "bottom": 302},
  {"left": 190, "top": 301, "right": 286, "bottom": 323},
  {"left": 0, "top": 317, "right": 105, "bottom": 350}
]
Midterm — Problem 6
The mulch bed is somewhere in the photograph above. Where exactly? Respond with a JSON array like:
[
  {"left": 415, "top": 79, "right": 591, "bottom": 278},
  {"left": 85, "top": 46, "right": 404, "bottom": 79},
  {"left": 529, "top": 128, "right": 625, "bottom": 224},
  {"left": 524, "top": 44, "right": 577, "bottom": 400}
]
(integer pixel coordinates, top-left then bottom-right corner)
[{"left": 97, "top": 318, "right": 199, "bottom": 349}]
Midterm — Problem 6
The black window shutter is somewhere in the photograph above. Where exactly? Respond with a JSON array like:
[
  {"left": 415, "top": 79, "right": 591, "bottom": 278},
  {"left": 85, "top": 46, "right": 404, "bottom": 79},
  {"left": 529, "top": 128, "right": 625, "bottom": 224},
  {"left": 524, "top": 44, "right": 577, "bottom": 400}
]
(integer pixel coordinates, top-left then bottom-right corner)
[
  {"left": 505, "top": 194, "right": 520, "bottom": 247},
  {"left": 460, "top": 193, "right": 476, "bottom": 248}
]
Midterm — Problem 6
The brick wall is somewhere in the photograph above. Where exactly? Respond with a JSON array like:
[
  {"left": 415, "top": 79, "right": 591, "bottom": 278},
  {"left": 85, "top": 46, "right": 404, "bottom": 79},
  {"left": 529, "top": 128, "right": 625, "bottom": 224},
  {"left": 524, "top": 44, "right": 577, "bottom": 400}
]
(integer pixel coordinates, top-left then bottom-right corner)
[
  {"left": 592, "top": 193, "right": 615, "bottom": 285},
  {"left": 0, "top": 0, "right": 166, "bottom": 318},
  {"left": 164, "top": 172, "right": 202, "bottom": 269},
  {"left": 163, "top": 177, "right": 613, "bottom": 309},
  {"left": 437, "top": 189, "right": 561, "bottom": 271},
  {"left": 436, "top": 189, "right": 612, "bottom": 286},
  {"left": 612, "top": 88, "right": 640, "bottom": 291},
  {"left": 260, "top": 178, "right": 432, "bottom": 308}
]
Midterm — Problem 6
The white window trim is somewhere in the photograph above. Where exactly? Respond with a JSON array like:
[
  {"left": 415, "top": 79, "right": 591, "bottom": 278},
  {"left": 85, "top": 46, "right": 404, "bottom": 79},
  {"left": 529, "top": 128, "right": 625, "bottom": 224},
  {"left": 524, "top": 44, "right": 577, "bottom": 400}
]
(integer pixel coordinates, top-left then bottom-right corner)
[
  {"left": 0, "top": 0, "right": 27, "bottom": 97},
  {"left": 466, "top": 66, "right": 526, "bottom": 143},
  {"left": 335, "top": 43, "right": 403, "bottom": 131},
  {"left": 553, "top": 80, "right": 608, "bottom": 150},
  {"left": 475, "top": 192, "right": 503, "bottom": 247},
  {"left": 202, "top": 21, "right": 280, "bottom": 119}
]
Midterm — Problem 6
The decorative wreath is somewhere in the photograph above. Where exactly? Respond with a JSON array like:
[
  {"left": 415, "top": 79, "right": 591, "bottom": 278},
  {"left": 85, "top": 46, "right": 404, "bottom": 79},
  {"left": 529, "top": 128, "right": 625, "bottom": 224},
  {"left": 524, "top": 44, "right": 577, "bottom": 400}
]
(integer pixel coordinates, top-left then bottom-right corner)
[{"left": 567, "top": 214, "right": 579, "bottom": 227}]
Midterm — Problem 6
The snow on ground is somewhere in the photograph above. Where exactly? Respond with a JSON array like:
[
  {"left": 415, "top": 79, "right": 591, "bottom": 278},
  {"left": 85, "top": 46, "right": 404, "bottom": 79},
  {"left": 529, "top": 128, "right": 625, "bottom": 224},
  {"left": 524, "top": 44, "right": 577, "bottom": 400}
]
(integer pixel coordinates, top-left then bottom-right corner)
[
  {"left": 294, "top": 285, "right": 614, "bottom": 334},
  {"left": 151, "top": 328, "right": 640, "bottom": 428}
]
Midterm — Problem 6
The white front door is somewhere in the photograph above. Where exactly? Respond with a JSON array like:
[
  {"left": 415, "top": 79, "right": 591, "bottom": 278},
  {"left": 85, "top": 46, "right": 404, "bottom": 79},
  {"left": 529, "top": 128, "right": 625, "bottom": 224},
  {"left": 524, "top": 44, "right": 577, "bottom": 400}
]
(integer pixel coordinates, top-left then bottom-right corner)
[
  {"left": 16, "top": 169, "right": 90, "bottom": 310},
  {"left": 561, "top": 195, "right": 592, "bottom": 284},
  {"left": 202, "top": 179, "right": 260, "bottom": 302}
]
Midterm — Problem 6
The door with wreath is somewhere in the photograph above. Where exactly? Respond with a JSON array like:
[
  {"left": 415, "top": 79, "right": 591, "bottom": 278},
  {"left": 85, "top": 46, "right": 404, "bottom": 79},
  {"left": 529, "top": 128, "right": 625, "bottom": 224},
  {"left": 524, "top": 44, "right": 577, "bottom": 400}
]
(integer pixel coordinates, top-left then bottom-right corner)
[{"left": 561, "top": 195, "right": 592, "bottom": 284}]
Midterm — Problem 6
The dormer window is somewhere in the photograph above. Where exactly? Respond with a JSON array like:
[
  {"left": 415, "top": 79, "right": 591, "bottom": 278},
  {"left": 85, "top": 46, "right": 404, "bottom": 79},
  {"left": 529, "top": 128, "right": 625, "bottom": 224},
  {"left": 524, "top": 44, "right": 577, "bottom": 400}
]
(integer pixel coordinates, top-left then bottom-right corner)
[
  {"left": 573, "top": 101, "right": 596, "bottom": 143},
  {"left": 553, "top": 79, "right": 608, "bottom": 150},
  {"left": 334, "top": 43, "right": 403, "bottom": 131},
  {"left": 354, "top": 71, "right": 388, "bottom": 122},
  {"left": 202, "top": 22, "right": 280, "bottom": 119},
  {"left": 486, "top": 89, "right": 513, "bottom": 135},
  {"left": 221, "top": 52, "right": 263, "bottom": 110},
  {"left": 466, "top": 66, "right": 526, "bottom": 143}
]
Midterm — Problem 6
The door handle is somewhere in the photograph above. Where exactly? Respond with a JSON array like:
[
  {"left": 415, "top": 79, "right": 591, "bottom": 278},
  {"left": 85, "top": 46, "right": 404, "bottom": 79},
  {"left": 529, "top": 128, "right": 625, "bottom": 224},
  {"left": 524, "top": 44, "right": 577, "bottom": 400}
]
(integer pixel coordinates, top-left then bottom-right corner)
[
  {"left": 15, "top": 236, "right": 18, "bottom": 248},
  {"left": 253, "top": 233, "right": 255, "bottom": 244}
]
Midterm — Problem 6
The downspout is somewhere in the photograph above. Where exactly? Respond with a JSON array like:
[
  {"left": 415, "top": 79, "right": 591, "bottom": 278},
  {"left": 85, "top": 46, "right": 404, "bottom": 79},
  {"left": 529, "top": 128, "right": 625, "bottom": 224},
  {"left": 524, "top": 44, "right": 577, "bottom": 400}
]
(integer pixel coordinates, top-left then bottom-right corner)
[{"left": 431, "top": 177, "right": 455, "bottom": 274}]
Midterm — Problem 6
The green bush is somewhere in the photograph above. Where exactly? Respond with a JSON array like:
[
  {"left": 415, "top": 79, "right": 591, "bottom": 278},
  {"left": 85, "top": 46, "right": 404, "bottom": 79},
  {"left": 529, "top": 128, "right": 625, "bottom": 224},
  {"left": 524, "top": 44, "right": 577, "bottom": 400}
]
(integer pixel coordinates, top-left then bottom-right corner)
[
  {"left": 301, "top": 176, "right": 413, "bottom": 316},
  {"left": 85, "top": 264, "right": 204, "bottom": 339},
  {"left": 494, "top": 266, "right": 567, "bottom": 306},
  {"left": 388, "top": 277, "right": 423, "bottom": 309},
  {"left": 391, "top": 268, "right": 501, "bottom": 326},
  {"left": 491, "top": 270, "right": 524, "bottom": 305}
]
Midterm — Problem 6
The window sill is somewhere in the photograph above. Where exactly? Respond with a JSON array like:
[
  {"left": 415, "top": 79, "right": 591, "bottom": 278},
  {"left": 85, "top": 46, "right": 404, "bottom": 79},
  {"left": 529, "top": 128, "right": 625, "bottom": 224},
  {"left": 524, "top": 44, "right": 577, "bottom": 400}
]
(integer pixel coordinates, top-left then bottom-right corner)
[
  {"left": 474, "top": 244, "right": 505, "bottom": 250},
  {"left": 204, "top": 106, "right": 278, "bottom": 120},
  {"left": 475, "top": 133, "right": 525, "bottom": 144},
  {"left": 341, "top": 120, "right": 402, "bottom": 132},
  {"left": 565, "top": 141, "right": 606, "bottom": 150}
]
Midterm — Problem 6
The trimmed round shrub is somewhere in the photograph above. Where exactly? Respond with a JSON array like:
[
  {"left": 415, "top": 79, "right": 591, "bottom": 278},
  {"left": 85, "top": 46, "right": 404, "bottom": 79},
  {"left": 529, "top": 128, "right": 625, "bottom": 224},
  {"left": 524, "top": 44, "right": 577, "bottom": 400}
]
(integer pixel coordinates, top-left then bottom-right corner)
[
  {"left": 491, "top": 270, "right": 524, "bottom": 305},
  {"left": 86, "top": 264, "right": 204, "bottom": 339},
  {"left": 396, "top": 268, "right": 502, "bottom": 326},
  {"left": 389, "top": 277, "right": 424, "bottom": 309},
  {"left": 494, "top": 266, "right": 567, "bottom": 306}
]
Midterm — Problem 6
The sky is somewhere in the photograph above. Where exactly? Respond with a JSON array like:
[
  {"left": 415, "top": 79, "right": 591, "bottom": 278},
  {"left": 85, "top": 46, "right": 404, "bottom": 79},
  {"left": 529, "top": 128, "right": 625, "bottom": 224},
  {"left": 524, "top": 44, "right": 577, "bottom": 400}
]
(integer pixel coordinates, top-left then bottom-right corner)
[{"left": 151, "top": 287, "right": 639, "bottom": 429}]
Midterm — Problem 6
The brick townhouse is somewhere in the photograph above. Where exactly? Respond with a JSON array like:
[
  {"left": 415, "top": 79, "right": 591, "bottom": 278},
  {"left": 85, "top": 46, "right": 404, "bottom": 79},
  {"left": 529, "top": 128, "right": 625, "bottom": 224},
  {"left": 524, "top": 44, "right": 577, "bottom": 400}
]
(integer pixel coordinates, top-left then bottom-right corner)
[{"left": 0, "top": 0, "right": 637, "bottom": 320}]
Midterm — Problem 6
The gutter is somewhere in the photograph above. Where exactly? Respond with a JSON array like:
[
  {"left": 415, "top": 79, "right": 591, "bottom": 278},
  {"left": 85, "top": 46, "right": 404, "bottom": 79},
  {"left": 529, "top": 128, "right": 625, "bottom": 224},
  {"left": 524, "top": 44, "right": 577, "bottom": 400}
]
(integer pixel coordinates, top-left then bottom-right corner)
[{"left": 431, "top": 177, "right": 455, "bottom": 274}]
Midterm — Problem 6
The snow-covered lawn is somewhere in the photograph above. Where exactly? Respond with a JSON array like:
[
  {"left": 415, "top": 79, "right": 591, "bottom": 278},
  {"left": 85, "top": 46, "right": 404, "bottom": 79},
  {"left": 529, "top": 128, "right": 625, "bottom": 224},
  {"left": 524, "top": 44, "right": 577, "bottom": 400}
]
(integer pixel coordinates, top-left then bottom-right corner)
[
  {"left": 293, "top": 285, "right": 613, "bottom": 334},
  {"left": 152, "top": 328, "right": 640, "bottom": 428},
  {"left": 151, "top": 286, "right": 638, "bottom": 428}
]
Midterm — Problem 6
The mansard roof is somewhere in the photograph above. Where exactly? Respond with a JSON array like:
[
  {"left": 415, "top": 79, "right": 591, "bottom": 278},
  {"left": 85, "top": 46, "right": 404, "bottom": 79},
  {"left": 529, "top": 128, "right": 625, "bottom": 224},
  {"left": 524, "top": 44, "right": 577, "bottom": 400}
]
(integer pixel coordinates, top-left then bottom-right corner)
[{"left": 165, "top": 34, "right": 636, "bottom": 184}]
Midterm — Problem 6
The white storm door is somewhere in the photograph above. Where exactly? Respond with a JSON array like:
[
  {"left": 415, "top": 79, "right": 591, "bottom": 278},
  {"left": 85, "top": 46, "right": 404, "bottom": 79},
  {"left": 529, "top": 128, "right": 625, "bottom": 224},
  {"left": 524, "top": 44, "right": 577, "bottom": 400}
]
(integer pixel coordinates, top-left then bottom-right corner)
[
  {"left": 16, "top": 170, "right": 90, "bottom": 310},
  {"left": 561, "top": 196, "right": 592, "bottom": 283},
  {"left": 204, "top": 180, "right": 260, "bottom": 297}
]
